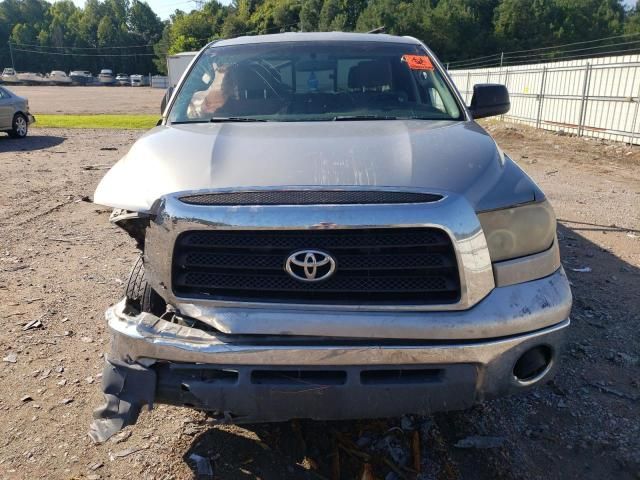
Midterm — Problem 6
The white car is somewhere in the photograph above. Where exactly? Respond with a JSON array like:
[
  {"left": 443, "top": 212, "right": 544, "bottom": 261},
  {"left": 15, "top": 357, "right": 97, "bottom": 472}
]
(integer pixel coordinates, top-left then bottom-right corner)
[
  {"left": 115, "top": 73, "right": 130, "bottom": 86},
  {"left": 130, "top": 74, "right": 148, "bottom": 86},
  {"left": 98, "top": 69, "right": 115, "bottom": 85},
  {"left": 48, "top": 70, "right": 72, "bottom": 85},
  {"left": 1, "top": 68, "right": 19, "bottom": 84}
]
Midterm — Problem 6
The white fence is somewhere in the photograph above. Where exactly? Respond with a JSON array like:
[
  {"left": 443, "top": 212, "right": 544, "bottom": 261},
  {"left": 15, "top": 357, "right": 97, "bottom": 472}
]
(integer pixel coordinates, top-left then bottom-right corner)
[
  {"left": 151, "top": 75, "right": 169, "bottom": 89},
  {"left": 449, "top": 54, "right": 640, "bottom": 144}
]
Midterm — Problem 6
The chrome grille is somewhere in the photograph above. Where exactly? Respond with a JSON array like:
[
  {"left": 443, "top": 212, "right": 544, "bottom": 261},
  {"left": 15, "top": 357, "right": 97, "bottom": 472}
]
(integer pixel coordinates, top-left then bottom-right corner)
[{"left": 172, "top": 228, "right": 460, "bottom": 305}]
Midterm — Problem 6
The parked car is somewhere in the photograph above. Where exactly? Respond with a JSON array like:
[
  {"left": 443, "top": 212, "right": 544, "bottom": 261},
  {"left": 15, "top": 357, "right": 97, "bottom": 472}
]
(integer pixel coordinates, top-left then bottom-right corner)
[
  {"left": 70, "top": 70, "right": 93, "bottom": 85},
  {"left": 115, "top": 73, "right": 130, "bottom": 86},
  {"left": 47, "top": 70, "right": 72, "bottom": 86},
  {"left": 98, "top": 69, "right": 115, "bottom": 85},
  {"left": 17, "top": 72, "right": 45, "bottom": 85},
  {"left": 1, "top": 68, "right": 19, "bottom": 84},
  {"left": 130, "top": 74, "right": 148, "bottom": 86},
  {"left": 90, "top": 32, "right": 572, "bottom": 442},
  {"left": 0, "top": 85, "right": 35, "bottom": 138}
]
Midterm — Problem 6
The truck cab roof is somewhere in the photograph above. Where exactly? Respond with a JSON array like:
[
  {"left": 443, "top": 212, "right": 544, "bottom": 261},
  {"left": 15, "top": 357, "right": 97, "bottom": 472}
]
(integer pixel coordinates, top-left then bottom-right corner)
[{"left": 212, "top": 31, "right": 422, "bottom": 48}]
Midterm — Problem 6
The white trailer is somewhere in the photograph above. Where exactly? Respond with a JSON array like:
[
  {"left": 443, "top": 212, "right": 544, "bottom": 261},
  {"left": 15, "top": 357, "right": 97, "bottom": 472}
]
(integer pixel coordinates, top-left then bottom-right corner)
[{"left": 167, "top": 52, "right": 197, "bottom": 89}]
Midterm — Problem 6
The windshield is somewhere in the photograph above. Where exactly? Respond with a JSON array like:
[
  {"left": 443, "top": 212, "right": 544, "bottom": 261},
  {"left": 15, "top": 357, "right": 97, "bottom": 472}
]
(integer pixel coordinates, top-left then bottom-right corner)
[{"left": 168, "top": 41, "right": 463, "bottom": 123}]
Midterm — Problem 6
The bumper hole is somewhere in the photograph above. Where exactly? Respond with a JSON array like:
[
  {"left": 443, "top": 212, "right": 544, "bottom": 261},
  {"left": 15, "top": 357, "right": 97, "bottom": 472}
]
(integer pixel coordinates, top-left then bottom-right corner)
[
  {"left": 251, "top": 370, "right": 347, "bottom": 386},
  {"left": 513, "top": 346, "right": 552, "bottom": 383},
  {"left": 170, "top": 366, "right": 239, "bottom": 385},
  {"left": 361, "top": 368, "right": 444, "bottom": 385}
]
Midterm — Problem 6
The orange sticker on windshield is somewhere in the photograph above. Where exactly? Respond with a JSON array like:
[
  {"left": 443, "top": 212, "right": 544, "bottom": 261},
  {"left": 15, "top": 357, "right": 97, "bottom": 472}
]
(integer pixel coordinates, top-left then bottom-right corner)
[{"left": 402, "top": 55, "right": 434, "bottom": 71}]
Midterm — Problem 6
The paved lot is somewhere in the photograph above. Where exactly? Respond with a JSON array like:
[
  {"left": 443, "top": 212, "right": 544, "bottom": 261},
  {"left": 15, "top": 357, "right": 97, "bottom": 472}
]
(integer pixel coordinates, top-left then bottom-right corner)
[
  {"left": 5, "top": 85, "right": 166, "bottom": 115},
  {"left": 0, "top": 123, "right": 638, "bottom": 479}
]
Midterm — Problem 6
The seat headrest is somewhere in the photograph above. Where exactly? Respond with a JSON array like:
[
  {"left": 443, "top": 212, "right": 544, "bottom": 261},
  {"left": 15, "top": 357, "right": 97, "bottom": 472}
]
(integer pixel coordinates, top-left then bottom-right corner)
[
  {"left": 231, "top": 65, "right": 267, "bottom": 91},
  {"left": 348, "top": 60, "right": 392, "bottom": 90}
]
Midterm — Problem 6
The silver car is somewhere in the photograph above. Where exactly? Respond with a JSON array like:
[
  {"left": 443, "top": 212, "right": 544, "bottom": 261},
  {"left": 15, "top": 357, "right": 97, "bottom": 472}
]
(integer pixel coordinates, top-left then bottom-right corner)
[
  {"left": 90, "top": 32, "right": 571, "bottom": 442},
  {"left": 0, "top": 86, "right": 35, "bottom": 138}
]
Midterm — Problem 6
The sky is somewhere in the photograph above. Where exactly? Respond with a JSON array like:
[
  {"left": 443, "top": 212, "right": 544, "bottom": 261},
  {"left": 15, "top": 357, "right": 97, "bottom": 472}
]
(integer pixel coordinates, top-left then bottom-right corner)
[{"left": 68, "top": 0, "right": 637, "bottom": 21}]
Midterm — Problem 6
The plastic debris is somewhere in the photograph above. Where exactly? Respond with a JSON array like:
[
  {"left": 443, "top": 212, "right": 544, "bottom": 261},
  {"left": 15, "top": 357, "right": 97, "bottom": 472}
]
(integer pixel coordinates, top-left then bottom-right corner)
[
  {"left": 189, "top": 453, "right": 215, "bottom": 480},
  {"left": 23, "top": 318, "right": 43, "bottom": 331},
  {"left": 3, "top": 352, "right": 17, "bottom": 363},
  {"left": 571, "top": 267, "right": 592, "bottom": 273}
]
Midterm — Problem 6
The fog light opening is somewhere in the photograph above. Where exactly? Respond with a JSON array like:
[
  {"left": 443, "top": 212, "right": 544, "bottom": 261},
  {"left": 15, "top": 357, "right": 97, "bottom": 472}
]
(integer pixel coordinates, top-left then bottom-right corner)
[{"left": 513, "top": 346, "right": 553, "bottom": 385}]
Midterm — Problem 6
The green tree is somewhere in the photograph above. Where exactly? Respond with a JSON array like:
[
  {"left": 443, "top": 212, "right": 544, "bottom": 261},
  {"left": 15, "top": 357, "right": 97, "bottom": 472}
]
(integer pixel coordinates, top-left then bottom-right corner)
[
  {"left": 494, "top": 0, "right": 560, "bottom": 51},
  {"left": 300, "top": 0, "right": 323, "bottom": 31},
  {"left": 251, "top": 0, "right": 301, "bottom": 33},
  {"left": 554, "top": 0, "right": 624, "bottom": 42},
  {"left": 318, "top": 0, "right": 344, "bottom": 30},
  {"left": 221, "top": 14, "right": 250, "bottom": 37},
  {"left": 337, "top": 0, "right": 367, "bottom": 30},
  {"left": 97, "top": 16, "right": 121, "bottom": 46},
  {"left": 426, "top": 0, "right": 480, "bottom": 58},
  {"left": 356, "top": 0, "right": 425, "bottom": 37},
  {"left": 0, "top": 0, "right": 636, "bottom": 78},
  {"left": 129, "top": 0, "right": 163, "bottom": 41},
  {"left": 625, "top": 0, "right": 640, "bottom": 33}
]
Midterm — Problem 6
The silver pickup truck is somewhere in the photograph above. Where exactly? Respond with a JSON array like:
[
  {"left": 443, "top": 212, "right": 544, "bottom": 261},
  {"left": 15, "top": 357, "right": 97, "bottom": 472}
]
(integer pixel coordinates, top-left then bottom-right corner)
[{"left": 89, "top": 32, "right": 572, "bottom": 442}]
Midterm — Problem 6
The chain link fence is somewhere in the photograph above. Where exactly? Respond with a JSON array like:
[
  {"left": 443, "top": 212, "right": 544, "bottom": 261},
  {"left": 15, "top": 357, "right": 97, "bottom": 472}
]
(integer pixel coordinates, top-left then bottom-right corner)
[{"left": 448, "top": 54, "right": 640, "bottom": 144}]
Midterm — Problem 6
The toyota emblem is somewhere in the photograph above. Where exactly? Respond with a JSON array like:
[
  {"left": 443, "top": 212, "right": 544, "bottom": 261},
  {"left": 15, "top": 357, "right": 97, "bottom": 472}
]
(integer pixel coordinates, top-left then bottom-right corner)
[{"left": 285, "top": 250, "right": 336, "bottom": 282}]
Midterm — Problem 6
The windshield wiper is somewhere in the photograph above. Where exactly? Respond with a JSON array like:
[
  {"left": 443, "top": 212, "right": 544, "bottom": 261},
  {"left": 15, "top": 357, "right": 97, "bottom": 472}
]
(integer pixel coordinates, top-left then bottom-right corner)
[
  {"left": 209, "top": 117, "right": 267, "bottom": 122},
  {"left": 332, "top": 115, "right": 398, "bottom": 121}
]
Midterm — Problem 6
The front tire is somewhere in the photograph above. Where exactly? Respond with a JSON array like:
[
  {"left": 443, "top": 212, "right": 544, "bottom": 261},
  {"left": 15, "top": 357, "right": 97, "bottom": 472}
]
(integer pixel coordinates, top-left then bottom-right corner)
[
  {"left": 125, "top": 256, "right": 166, "bottom": 316},
  {"left": 9, "top": 113, "right": 28, "bottom": 139}
]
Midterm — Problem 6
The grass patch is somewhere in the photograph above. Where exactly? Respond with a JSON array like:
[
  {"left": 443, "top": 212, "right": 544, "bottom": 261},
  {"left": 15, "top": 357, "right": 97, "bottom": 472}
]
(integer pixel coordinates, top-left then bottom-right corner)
[{"left": 34, "top": 114, "right": 159, "bottom": 129}]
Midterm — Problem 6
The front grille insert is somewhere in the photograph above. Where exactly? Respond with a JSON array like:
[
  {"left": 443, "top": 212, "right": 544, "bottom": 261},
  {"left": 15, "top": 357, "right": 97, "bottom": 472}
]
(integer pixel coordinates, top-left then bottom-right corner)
[
  {"left": 179, "top": 190, "right": 443, "bottom": 206},
  {"left": 172, "top": 228, "right": 461, "bottom": 305}
]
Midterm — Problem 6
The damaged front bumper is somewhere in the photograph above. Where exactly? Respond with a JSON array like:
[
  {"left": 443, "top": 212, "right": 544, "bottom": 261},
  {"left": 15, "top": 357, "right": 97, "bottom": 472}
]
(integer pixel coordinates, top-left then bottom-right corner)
[{"left": 90, "top": 269, "right": 571, "bottom": 442}]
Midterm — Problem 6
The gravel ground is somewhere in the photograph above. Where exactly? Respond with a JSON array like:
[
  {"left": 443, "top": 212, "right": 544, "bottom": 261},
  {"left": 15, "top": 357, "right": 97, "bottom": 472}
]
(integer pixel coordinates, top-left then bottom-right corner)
[
  {"left": 6, "top": 86, "right": 166, "bottom": 115},
  {"left": 0, "top": 123, "right": 638, "bottom": 480}
]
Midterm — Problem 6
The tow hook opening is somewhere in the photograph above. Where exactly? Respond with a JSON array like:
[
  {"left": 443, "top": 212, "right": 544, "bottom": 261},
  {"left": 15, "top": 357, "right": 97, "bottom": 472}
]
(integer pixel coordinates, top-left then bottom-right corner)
[{"left": 513, "top": 345, "right": 553, "bottom": 385}]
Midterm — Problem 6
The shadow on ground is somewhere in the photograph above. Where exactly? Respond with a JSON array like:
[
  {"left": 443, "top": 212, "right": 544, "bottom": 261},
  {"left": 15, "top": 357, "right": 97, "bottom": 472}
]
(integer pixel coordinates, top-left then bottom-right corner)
[
  {"left": 179, "top": 223, "right": 639, "bottom": 480},
  {"left": 0, "top": 133, "right": 66, "bottom": 152}
]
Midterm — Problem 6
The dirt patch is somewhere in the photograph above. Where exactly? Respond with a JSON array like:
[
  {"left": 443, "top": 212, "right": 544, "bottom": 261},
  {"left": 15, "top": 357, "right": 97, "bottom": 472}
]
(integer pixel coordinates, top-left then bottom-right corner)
[
  {"left": 0, "top": 125, "right": 638, "bottom": 479},
  {"left": 6, "top": 85, "right": 166, "bottom": 115},
  {"left": 489, "top": 125, "right": 526, "bottom": 140},
  {"left": 485, "top": 120, "right": 640, "bottom": 170}
]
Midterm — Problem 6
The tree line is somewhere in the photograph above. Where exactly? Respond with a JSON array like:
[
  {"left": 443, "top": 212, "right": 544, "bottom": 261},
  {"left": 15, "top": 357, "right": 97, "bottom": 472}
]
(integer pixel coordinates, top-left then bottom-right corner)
[{"left": 3, "top": 0, "right": 640, "bottom": 76}]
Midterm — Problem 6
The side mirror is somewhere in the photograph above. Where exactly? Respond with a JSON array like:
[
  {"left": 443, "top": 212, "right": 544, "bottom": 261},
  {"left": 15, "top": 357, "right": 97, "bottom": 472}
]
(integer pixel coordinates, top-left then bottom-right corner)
[
  {"left": 161, "top": 86, "right": 174, "bottom": 115},
  {"left": 469, "top": 84, "right": 510, "bottom": 119}
]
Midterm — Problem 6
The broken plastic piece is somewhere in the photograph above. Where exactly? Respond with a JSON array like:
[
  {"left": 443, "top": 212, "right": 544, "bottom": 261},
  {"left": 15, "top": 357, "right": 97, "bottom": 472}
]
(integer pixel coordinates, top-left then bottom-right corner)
[
  {"left": 189, "top": 453, "right": 215, "bottom": 480},
  {"left": 88, "top": 357, "right": 156, "bottom": 443},
  {"left": 402, "top": 54, "right": 434, "bottom": 71},
  {"left": 571, "top": 266, "right": 592, "bottom": 273}
]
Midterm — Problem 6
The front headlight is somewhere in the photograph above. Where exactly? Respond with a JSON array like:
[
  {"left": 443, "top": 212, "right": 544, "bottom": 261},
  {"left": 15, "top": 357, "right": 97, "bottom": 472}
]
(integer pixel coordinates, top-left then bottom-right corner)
[{"left": 478, "top": 200, "right": 556, "bottom": 262}]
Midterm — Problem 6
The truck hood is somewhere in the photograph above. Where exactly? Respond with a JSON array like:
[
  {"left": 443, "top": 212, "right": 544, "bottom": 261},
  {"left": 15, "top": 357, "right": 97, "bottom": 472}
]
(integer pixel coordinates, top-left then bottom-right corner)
[{"left": 94, "top": 120, "right": 539, "bottom": 213}]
